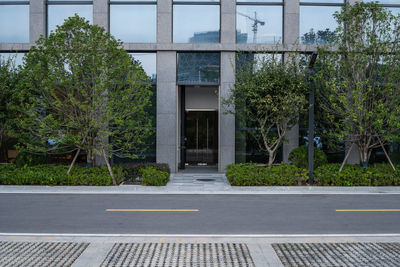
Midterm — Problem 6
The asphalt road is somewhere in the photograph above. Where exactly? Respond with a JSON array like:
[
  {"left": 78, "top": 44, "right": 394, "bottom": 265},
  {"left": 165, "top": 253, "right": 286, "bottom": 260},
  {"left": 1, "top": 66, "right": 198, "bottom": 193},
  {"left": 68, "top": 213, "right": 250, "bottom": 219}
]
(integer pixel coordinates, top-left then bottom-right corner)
[{"left": 0, "top": 194, "right": 399, "bottom": 235}]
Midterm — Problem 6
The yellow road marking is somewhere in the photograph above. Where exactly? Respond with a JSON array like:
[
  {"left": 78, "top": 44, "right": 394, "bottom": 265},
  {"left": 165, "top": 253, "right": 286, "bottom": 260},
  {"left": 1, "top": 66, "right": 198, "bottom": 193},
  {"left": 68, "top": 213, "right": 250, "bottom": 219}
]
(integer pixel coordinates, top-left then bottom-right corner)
[
  {"left": 106, "top": 209, "right": 199, "bottom": 212},
  {"left": 336, "top": 209, "right": 400, "bottom": 212}
]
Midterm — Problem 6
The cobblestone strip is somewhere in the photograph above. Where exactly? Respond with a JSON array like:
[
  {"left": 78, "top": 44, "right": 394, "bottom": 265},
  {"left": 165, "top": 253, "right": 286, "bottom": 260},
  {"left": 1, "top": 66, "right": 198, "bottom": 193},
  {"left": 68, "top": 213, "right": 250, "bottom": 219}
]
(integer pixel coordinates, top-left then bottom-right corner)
[
  {"left": 272, "top": 242, "right": 400, "bottom": 267},
  {"left": 100, "top": 243, "right": 255, "bottom": 267},
  {"left": 0, "top": 241, "right": 88, "bottom": 267}
]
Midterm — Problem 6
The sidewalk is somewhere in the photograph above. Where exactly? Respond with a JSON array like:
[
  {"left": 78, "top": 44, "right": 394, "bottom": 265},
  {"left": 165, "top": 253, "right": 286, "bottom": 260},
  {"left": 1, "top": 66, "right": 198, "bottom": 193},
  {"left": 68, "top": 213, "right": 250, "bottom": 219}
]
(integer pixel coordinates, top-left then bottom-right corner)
[
  {"left": 1, "top": 235, "right": 399, "bottom": 266},
  {"left": 0, "top": 171, "right": 400, "bottom": 195}
]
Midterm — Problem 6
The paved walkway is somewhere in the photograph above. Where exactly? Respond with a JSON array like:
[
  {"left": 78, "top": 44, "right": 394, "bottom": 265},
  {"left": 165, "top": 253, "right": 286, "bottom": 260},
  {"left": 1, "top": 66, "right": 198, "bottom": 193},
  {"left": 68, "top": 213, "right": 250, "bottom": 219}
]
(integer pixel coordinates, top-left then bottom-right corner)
[
  {"left": 1, "top": 235, "right": 399, "bottom": 267},
  {"left": 0, "top": 171, "right": 400, "bottom": 194}
]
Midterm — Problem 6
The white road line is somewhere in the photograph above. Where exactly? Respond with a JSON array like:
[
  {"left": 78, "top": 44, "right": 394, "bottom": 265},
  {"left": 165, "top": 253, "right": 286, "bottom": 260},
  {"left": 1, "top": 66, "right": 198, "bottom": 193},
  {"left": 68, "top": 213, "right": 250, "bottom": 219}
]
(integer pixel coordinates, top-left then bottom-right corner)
[
  {"left": 0, "top": 233, "right": 400, "bottom": 238},
  {"left": 0, "top": 192, "right": 400, "bottom": 195}
]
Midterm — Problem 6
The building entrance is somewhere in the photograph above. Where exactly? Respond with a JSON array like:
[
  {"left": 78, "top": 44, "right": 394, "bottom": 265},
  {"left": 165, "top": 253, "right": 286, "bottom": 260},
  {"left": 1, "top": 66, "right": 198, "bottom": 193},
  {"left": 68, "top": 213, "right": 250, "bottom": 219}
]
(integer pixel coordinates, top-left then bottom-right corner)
[{"left": 185, "top": 111, "right": 218, "bottom": 166}]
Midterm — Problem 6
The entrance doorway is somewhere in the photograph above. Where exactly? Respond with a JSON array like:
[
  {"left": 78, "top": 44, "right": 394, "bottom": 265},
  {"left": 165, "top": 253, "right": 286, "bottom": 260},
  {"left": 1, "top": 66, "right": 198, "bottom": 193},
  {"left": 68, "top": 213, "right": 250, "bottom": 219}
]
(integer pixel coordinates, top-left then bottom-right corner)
[
  {"left": 179, "top": 86, "right": 219, "bottom": 170},
  {"left": 185, "top": 111, "right": 218, "bottom": 166}
]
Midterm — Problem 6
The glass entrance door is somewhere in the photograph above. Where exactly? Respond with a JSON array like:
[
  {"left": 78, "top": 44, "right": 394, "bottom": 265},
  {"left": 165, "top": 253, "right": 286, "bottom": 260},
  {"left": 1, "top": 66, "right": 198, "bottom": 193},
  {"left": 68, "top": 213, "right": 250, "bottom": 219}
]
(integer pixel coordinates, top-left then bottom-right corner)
[{"left": 185, "top": 111, "right": 218, "bottom": 166}]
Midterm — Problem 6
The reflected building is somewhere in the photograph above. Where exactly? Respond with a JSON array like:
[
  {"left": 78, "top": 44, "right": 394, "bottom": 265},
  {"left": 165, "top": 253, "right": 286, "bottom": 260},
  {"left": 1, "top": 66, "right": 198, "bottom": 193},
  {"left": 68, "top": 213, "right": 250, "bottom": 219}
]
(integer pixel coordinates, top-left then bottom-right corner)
[{"left": 1, "top": 0, "right": 399, "bottom": 173}]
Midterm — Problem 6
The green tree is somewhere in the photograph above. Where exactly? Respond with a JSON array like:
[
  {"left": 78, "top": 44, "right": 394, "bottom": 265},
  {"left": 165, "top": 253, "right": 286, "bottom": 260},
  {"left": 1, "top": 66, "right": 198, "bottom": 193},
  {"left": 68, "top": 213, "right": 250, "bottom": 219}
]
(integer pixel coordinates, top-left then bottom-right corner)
[
  {"left": 16, "top": 15, "right": 153, "bottom": 183},
  {"left": 301, "top": 28, "right": 336, "bottom": 45},
  {"left": 0, "top": 55, "right": 20, "bottom": 162},
  {"left": 316, "top": 2, "right": 400, "bottom": 169},
  {"left": 224, "top": 53, "right": 308, "bottom": 166}
]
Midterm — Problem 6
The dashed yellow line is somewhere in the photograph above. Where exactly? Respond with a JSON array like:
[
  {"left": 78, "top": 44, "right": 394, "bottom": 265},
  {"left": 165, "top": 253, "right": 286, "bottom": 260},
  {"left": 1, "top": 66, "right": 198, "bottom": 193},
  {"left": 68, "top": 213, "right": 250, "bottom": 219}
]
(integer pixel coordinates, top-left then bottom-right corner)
[
  {"left": 336, "top": 209, "right": 400, "bottom": 212},
  {"left": 106, "top": 209, "right": 199, "bottom": 212}
]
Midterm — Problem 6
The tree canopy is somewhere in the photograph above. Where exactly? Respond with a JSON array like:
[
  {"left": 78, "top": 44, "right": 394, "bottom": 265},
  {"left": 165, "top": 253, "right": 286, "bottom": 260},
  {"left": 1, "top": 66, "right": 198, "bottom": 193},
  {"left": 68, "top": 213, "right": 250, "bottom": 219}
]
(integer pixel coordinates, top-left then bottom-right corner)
[
  {"left": 316, "top": 2, "right": 400, "bottom": 168},
  {"left": 16, "top": 15, "right": 153, "bottom": 181}
]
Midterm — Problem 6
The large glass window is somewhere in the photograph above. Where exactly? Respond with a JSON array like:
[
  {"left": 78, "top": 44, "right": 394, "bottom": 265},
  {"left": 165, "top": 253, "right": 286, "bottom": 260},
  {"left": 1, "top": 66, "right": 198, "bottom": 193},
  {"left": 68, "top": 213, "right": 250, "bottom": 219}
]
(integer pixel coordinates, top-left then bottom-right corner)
[
  {"left": 173, "top": 1, "right": 220, "bottom": 43},
  {"left": 177, "top": 53, "right": 220, "bottom": 85},
  {"left": 236, "top": 0, "right": 283, "bottom": 44},
  {"left": 0, "top": 2, "right": 29, "bottom": 43},
  {"left": 0, "top": 52, "right": 25, "bottom": 66},
  {"left": 47, "top": 1, "right": 93, "bottom": 35},
  {"left": 110, "top": 1, "right": 156, "bottom": 43},
  {"left": 300, "top": 0, "right": 344, "bottom": 44},
  {"left": 129, "top": 52, "right": 157, "bottom": 83}
]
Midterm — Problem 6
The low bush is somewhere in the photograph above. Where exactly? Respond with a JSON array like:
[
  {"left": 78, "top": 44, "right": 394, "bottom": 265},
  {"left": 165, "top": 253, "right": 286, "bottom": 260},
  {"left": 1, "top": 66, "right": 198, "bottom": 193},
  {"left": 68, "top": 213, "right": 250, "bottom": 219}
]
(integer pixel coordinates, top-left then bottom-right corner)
[
  {"left": 0, "top": 164, "right": 123, "bottom": 186},
  {"left": 288, "top": 146, "right": 328, "bottom": 169},
  {"left": 118, "top": 163, "right": 170, "bottom": 184},
  {"left": 226, "top": 163, "right": 307, "bottom": 186},
  {"left": 140, "top": 166, "right": 170, "bottom": 186},
  {"left": 314, "top": 163, "right": 400, "bottom": 186}
]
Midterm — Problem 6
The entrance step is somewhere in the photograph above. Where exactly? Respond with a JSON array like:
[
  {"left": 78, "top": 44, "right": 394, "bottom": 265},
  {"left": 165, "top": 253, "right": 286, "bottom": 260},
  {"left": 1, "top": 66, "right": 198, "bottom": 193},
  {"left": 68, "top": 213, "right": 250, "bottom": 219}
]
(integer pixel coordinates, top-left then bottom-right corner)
[{"left": 167, "top": 173, "right": 231, "bottom": 191}]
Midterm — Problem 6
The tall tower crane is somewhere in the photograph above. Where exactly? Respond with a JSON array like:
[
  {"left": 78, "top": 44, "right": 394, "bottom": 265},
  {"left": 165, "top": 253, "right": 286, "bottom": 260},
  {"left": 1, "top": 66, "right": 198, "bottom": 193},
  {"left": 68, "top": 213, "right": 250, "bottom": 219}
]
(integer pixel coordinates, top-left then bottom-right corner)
[{"left": 238, "top": 11, "right": 266, "bottom": 43}]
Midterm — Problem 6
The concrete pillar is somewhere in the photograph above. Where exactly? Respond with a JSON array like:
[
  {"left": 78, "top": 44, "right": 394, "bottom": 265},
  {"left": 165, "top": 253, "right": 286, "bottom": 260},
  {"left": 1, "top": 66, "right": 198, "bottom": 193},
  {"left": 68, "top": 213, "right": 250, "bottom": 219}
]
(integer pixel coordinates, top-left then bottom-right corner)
[
  {"left": 157, "top": 0, "right": 172, "bottom": 44},
  {"left": 282, "top": 0, "right": 300, "bottom": 163},
  {"left": 30, "top": 0, "right": 46, "bottom": 43},
  {"left": 93, "top": 0, "right": 109, "bottom": 31},
  {"left": 221, "top": 0, "right": 236, "bottom": 44},
  {"left": 156, "top": 52, "right": 178, "bottom": 172},
  {"left": 219, "top": 52, "right": 236, "bottom": 172}
]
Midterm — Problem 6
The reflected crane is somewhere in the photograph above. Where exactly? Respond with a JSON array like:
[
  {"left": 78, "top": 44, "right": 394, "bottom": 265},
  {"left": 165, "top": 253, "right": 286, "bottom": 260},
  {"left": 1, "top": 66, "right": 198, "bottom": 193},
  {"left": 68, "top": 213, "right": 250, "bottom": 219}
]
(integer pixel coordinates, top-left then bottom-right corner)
[{"left": 238, "top": 11, "right": 266, "bottom": 43}]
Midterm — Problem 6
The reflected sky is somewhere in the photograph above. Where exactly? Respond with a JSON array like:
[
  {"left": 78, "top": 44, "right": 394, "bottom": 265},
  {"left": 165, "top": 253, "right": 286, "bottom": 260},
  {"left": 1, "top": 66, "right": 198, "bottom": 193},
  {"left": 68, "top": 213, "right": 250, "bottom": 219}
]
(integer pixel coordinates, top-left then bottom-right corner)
[
  {"left": 0, "top": 53, "right": 25, "bottom": 66},
  {"left": 47, "top": 5, "right": 93, "bottom": 34},
  {"left": 0, "top": 5, "right": 29, "bottom": 43},
  {"left": 237, "top": 5, "right": 282, "bottom": 44},
  {"left": 300, "top": 6, "right": 340, "bottom": 44},
  {"left": 388, "top": 7, "right": 400, "bottom": 16},
  {"left": 110, "top": 5, "right": 156, "bottom": 43},
  {"left": 300, "top": 0, "right": 344, "bottom": 3},
  {"left": 130, "top": 53, "right": 156, "bottom": 80},
  {"left": 237, "top": 0, "right": 282, "bottom": 2},
  {"left": 364, "top": 0, "right": 400, "bottom": 4},
  {"left": 173, "top": 5, "right": 220, "bottom": 43}
]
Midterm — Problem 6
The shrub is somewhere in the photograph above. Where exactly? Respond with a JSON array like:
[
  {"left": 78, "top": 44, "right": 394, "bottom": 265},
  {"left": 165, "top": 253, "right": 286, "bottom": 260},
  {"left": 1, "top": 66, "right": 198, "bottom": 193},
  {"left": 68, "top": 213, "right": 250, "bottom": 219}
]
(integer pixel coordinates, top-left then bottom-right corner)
[
  {"left": 15, "top": 152, "right": 47, "bottom": 167},
  {"left": 118, "top": 163, "right": 170, "bottom": 184},
  {"left": 140, "top": 166, "right": 170, "bottom": 186},
  {"left": 226, "top": 163, "right": 307, "bottom": 186},
  {"left": 314, "top": 163, "right": 400, "bottom": 186},
  {"left": 288, "top": 146, "right": 328, "bottom": 169},
  {"left": 0, "top": 164, "right": 123, "bottom": 186}
]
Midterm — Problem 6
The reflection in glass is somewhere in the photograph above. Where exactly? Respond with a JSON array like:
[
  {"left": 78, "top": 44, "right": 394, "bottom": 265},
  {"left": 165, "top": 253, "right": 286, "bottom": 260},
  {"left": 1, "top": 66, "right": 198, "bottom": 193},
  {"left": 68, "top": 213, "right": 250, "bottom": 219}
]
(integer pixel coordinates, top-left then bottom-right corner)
[
  {"left": 237, "top": 0, "right": 282, "bottom": 2},
  {"left": 300, "top": 6, "right": 340, "bottom": 44},
  {"left": 300, "top": 0, "right": 343, "bottom": 3},
  {"left": 236, "top": 53, "right": 282, "bottom": 72},
  {"left": 110, "top": 5, "right": 156, "bottom": 43},
  {"left": 173, "top": 5, "right": 220, "bottom": 43},
  {"left": 177, "top": 53, "right": 220, "bottom": 85},
  {"left": 0, "top": 5, "right": 29, "bottom": 42},
  {"left": 47, "top": 5, "right": 93, "bottom": 34},
  {"left": 129, "top": 53, "right": 157, "bottom": 82},
  {"left": 388, "top": 7, "right": 400, "bottom": 16},
  {"left": 0, "top": 53, "right": 25, "bottom": 66},
  {"left": 236, "top": 5, "right": 282, "bottom": 44}
]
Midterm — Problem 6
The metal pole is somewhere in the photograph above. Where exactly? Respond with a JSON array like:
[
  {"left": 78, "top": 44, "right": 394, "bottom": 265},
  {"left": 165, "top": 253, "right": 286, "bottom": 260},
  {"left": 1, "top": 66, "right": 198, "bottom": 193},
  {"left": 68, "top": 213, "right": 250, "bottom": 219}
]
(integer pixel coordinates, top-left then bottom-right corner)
[{"left": 308, "top": 52, "right": 318, "bottom": 184}]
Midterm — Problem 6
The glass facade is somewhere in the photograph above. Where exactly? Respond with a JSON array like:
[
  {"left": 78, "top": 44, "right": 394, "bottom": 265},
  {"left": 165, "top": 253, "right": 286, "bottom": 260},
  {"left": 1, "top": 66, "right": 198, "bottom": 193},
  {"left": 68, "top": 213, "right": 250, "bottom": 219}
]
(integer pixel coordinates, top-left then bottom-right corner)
[
  {"left": 173, "top": 4, "right": 220, "bottom": 43},
  {"left": 47, "top": 4, "right": 93, "bottom": 34},
  {"left": 129, "top": 53, "right": 157, "bottom": 83},
  {"left": 0, "top": 52, "right": 25, "bottom": 66},
  {"left": 177, "top": 53, "right": 220, "bottom": 85},
  {"left": 110, "top": 4, "right": 156, "bottom": 43},
  {"left": 0, "top": 5, "right": 29, "bottom": 42},
  {"left": 237, "top": 5, "right": 283, "bottom": 44},
  {"left": 300, "top": 6, "right": 341, "bottom": 44}
]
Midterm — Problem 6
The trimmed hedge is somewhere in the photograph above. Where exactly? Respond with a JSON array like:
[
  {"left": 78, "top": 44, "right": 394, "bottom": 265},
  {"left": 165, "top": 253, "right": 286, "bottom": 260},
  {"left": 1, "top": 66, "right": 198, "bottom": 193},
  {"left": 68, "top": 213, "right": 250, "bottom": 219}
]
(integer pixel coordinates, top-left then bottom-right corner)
[
  {"left": 0, "top": 164, "right": 124, "bottom": 186},
  {"left": 140, "top": 166, "right": 170, "bottom": 186},
  {"left": 226, "top": 163, "right": 307, "bottom": 186},
  {"left": 288, "top": 145, "right": 328, "bottom": 169},
  {"left": 314, "top": 164, "right": 400, "bottom": 186},
  {"left": 117, "top": 163, "right": 170, "bottom": 184}
]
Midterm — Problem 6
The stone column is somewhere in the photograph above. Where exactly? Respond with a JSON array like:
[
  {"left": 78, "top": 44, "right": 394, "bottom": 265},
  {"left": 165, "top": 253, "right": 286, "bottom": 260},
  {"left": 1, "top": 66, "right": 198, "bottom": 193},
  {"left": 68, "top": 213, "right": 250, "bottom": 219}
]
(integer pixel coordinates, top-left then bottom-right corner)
[
  {"left": 93, "top": 0, "right": 109, "bottom": 31},
  {"left": 282, "top": 0, "right": 300, "bottom": 163},
  {"left": 220, "top": 52, "right": 236, "bottom": 172},
  {"left": 157, "top": 0, "right": 172, "bottom": 44},
  {"left": 30, "top": 0, "right": 46, "bottom": 43}
]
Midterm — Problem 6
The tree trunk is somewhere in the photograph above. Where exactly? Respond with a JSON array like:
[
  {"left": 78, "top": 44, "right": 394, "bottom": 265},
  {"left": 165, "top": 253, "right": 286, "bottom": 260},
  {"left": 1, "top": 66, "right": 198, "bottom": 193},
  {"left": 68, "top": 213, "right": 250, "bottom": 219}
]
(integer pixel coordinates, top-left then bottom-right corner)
[
  {"left": 103, "top": 148, "right": 116, "bottom": 185},
  {"left": 339, "top": 142, "right": 354, "bottom": 172},
  {"left": 87, "top": 150, "right": 93, "bottom": 168},
  {"left": 359, "top": 145, "right": 369, "bottom": 167},
  {"left": 67, "top": 148, "right": 80, "bottom": 175},
  {"left": 268, "top": 151, "right": 275, "bottom": 166}
]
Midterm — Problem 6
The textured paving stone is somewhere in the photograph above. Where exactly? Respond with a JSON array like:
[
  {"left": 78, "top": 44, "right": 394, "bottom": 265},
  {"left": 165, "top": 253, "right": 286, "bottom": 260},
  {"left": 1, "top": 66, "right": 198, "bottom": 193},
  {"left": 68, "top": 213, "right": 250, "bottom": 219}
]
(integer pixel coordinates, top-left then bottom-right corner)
[
  {"left": 0, "top": 241, "right": 89, "bottom": 267},
  {"left": 272, "top": 242, "right": 400, "bottom": 267},
  {"left": 100, "top": 243, "right": 255, "bottom": 267}
]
